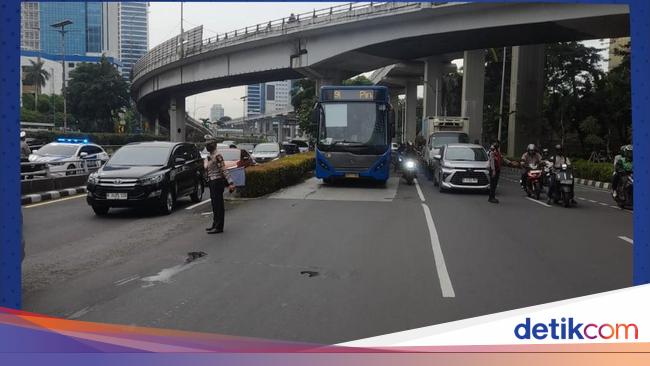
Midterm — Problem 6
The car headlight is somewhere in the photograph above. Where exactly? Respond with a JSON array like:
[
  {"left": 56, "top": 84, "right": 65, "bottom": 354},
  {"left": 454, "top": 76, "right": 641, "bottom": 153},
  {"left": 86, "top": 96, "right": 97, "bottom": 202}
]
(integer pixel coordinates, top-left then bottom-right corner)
[
  {"left": 441, "top": 165, "right": 454, "bottom": 173},
  {"left": 139, "top": 173, "right": 165, "bottom": 185},
  {"left": 405, "top": 160, "right": 416, "bottom": 169},
  {"left": 87, "top": 172, "right": 99, "bottom": 185}
]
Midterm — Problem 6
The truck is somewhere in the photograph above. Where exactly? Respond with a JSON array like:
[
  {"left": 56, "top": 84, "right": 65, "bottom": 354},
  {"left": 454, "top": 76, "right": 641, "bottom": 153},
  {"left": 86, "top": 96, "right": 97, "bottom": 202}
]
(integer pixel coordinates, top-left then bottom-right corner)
[{"left": 421, "top": 116, "right": 470, "bottom": 175}]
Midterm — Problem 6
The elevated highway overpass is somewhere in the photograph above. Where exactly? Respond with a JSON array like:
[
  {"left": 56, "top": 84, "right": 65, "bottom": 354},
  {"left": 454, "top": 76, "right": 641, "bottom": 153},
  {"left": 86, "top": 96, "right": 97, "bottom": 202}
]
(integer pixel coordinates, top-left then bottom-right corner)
[{"left": 131, "top": 1, "right": 629, "bottom": 154}]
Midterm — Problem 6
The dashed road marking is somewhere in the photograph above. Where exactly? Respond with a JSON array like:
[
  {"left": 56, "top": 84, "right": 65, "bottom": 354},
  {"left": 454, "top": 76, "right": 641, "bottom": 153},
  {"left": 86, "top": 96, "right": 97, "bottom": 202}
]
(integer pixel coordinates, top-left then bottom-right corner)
[
  {"left": 525, "top": 197, "right": 551, "bottom": 208},
  {"left": 186, "top": 199, "right": 211, "bottom": 210},
  {"left": 114, "top": 275, "right": 140, "bottom": 286},
  {"left": 578, "top": 197, "right": 586, "bottom": 201},
  {"left": 618, "top": 236, "right": 633, "bottom": 244},
  {"left": 414, "top": 178, "right": 426, "bottom": 202},
  {"left": 599, "top": 202, "right": 609, "bottom": 206},
  {"left": 588, "top": 199, "right": 597, "bottom": 203},
  {"left": 421, "top": 203, "right": 455, "bottom": 298}
]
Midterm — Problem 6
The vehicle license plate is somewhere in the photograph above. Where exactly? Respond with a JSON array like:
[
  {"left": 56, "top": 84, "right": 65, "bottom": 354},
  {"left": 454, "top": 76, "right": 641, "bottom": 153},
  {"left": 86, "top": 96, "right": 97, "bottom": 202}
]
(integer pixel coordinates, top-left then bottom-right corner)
[
  {"left": 462, "top": 178, "right": 478, "bottom": 184},
  {"left": 345, "top": 173, "right": 359, "bottom": 178},
  {"left": 107, "top": 192, "right": 128, "bottom": 200}
]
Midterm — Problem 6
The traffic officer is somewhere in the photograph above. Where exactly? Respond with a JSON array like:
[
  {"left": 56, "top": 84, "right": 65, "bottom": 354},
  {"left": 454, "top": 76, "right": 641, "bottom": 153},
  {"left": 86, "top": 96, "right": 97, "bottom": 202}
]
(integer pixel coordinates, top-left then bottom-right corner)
[
  {"left": 204, "top": 136, "right": 236, "bottom": 234},
  {"left": 487, "top": 141, "right": 502, "bottom": 204}
]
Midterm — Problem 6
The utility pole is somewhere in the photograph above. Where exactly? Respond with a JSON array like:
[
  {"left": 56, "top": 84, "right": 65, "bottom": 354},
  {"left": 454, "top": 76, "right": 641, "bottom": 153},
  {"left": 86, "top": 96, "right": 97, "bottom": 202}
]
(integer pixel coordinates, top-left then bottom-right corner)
[
  {"left": 51, "top": 19, "right": 72, "bottom": 132},
  {"left": 497, "top": 46, "right": 507, "bottom": 145}
]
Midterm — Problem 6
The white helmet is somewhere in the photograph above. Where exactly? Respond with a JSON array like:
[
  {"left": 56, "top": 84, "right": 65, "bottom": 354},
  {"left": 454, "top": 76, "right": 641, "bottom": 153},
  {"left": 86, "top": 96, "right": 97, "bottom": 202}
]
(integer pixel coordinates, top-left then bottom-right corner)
[{"left": 20, "top": 131, "right": 26, "bottom": 139}]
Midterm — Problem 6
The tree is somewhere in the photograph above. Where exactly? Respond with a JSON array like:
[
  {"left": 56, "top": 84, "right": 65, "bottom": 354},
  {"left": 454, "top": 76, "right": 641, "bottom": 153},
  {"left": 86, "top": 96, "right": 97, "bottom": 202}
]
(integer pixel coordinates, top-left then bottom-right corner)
[
  {"left": 66, "top": 56, "right": 130, "bottom": 132},
  {"left": 23, "top": 59, "right": 50, "bottom": 110},
  {"left": 342, "top": 75, "right": 373, "bottom": 86},
  {"left": 291, "top": 79, "right": 317, "bottom": 139}
]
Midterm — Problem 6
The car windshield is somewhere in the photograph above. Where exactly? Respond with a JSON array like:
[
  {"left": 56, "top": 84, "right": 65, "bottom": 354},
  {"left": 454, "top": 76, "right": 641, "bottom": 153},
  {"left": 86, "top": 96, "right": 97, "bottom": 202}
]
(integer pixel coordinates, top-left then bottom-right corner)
[
  {"left": 319, "top": 102, "right": 385, "bottom": 146},
  {"left": 254, "top": 143, "right": 279, "bottom": 154},
  {"left": 432, "top": 133, "right": 469, "bottom": 148},
  {"left": 218, "top": 149, "right": 241, "bottom": 161},
  {"left": 237, "top": 143, "right": 255, "bottom": 151},
  {"left": 35, "top": 143, "right": 78, "bottom": 156},
  {"left": 107, "top": 146, "right": 171, "bottom": 166},
  {"left": 445, "top": 147, "right": 488, "bottom": 161},
  {"left": 291, "top": 140, "right": 308, "bottom": 148}
]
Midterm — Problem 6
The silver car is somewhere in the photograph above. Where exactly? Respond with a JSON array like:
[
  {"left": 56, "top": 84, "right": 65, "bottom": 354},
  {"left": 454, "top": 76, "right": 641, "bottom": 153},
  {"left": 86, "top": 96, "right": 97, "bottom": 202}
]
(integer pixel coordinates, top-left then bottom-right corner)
[{"left": 432, "top": 143, "right": 490, "bottom": 192}]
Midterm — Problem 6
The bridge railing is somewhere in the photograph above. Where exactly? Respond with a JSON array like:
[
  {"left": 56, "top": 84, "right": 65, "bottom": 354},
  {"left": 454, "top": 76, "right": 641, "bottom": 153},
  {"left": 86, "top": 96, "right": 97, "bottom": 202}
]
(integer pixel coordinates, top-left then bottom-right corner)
[{"left": 132, "top": 2, "right": 452, "bottom": 83}]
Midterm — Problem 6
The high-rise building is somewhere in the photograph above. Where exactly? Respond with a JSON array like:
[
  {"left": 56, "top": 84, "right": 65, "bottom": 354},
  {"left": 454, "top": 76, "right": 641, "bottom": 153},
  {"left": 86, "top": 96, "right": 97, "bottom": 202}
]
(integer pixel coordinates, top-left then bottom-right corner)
[
  {"left": 246, "top": 84, "right": 265, "bottom": 116},
  {"left": 118, "top": 2, "right": 149, "bottom": 78},
  {"left": 210, "top": 104, "right": 225, "bottom": 122},
  {"left": 21, "top": 2, "right": 40, "bottom": 51},
  {"left": 246, "top": 80, "right": 294, "bottom": 117},
  {"left": 39, "top": 2, "right": 104, "bottom": 56}
]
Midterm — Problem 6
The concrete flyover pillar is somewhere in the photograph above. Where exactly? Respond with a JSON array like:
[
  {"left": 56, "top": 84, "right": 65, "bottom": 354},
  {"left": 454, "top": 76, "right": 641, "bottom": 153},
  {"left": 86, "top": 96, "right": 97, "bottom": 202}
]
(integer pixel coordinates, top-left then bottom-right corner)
[
  {"left": 169, "top": 96, "right": 186, "bottom": 142},
  {"left": 507, "top": 44, "right": 545, "bottom": 157},
  {"left": 423, "top": 56, "right": 444, "bottom": 120},
  {"left": 405, "top": 81, "right": 418, "bottom": 142},
  {"left": 461, "top": 49, "right": 486, "bottom": 145},
  {"left": 389, "top": 90, "right": 400, "bottom": 142}
]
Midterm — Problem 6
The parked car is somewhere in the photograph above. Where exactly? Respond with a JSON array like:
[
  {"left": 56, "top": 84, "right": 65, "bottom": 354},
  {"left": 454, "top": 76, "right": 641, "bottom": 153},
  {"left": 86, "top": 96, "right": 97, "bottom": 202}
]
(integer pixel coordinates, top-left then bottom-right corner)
[
  {"left": 237, "top": 143, "right": 257, "bottom": 154},
  {"left": 281, "top": 142, "right": 300, "bottom": 155},
  {"left": 217, "top": 148, "right": 255, "bottom": 169},
  {"left": 432, "top": 143, "right": 490, "bottom": 192},
  {"left": 222, "top": 140, "right": 236, "bottom": 148},
  {"left": 29, "top": 138, "right": 109, "bottom": 176},
  {"left": 86, "top": 141, "right": 204, "bottom": 216},
  {"left": 252, "top": 142, "right": 282, "bottom": 163},
  {"left": 289, "top": 139, "right": 309, "bottom": 153}
]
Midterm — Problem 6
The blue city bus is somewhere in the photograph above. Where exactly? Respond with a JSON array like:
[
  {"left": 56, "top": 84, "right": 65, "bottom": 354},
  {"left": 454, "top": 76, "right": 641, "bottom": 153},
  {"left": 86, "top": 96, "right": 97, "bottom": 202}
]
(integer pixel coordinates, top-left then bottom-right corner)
[{"left": 313, "top": 86, "right": 394, "bottom": 183}]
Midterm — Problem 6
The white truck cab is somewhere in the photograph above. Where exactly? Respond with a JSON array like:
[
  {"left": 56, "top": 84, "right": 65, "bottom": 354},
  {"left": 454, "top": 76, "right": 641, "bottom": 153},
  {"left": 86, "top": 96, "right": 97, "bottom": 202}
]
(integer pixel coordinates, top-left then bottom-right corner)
[{"left": 421, "top": 116, "right": 470, "bottom": 173}]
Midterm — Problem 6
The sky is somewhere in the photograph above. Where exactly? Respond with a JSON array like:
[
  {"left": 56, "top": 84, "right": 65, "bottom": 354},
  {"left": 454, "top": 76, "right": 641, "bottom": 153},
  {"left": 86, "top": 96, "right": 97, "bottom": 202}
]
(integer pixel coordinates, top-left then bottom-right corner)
[
  {"left": 149, "top": 2, "right": 346, "bottom": 120},
  {"left": 147, "top": 2, "right": 610, "bottom": 120}
]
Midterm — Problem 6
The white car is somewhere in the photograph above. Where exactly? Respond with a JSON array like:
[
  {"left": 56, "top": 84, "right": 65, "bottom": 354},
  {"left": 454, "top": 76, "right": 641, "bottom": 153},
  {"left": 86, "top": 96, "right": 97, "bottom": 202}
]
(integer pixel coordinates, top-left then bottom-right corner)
[
  {"left": 252, "top": 142, "right": 282, "bottom": 163},
  {"left": 29, "top": 138, "right": 109, "bottom": 176}
]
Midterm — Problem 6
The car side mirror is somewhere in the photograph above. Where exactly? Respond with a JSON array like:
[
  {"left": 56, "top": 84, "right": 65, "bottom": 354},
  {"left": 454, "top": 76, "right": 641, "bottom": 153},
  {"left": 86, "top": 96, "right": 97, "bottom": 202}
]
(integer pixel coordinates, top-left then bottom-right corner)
[
  {"left": 434, "top": 154, "right": 442, "bottom": 160},
  {"left": 175, "top": 157, "right": 186, "bottom": 165},
  {"left": 79, "top": 152, "right": 88, "bottom": 159}
]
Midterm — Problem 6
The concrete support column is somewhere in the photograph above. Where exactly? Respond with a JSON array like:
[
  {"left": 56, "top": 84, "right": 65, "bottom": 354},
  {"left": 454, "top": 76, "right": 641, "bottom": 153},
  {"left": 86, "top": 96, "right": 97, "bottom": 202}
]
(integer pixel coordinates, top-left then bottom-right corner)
[
  {"left": 169, "top": 96, "right": 186, "bottom": 142},
  {"left": 507, "top": 44, "right": 545, "bottom": 156},
  {"left": 154, "top": 117, "right": 160, "bottom": 135},
  {"left": 315, "top": 77, "right": 343, "bottom": 96},
  {"left": 423, "top": 56, "right": 444, "bottom": 119},
  {"left": 389, "top": 91, "right": 399, "bottom": 142},
  {"left": 405, "top": 81, "right": 418, "bottom": 142},
  {"left": 461, "top": 49, "right": 486, "bottom": 144}
]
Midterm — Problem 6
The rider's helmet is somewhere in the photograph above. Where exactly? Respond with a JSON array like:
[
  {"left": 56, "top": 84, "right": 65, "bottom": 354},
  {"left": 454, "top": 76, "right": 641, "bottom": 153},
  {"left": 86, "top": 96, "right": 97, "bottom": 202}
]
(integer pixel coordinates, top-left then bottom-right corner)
[
  {"left": 20, "top": 130, "right": 26, "bottom": 139},
  {"left": 555, "top": 144, "right": 563, "bottom": 155},
  {"left": 621, "top": 145, "right": 633, "bottom": 160},
  {"left": 527, "top": 143, "right": 536, "bottom": 155}
]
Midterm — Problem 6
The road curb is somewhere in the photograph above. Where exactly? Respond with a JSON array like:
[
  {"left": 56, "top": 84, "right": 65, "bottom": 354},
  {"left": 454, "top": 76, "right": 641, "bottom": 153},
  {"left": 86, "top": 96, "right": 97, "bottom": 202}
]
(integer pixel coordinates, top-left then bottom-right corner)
[
  {"left": 22, "top": 186, "right": 86, "bottom": 205},
  {"left": 501, "top": 167, "right": 610, "bottom": 190}
]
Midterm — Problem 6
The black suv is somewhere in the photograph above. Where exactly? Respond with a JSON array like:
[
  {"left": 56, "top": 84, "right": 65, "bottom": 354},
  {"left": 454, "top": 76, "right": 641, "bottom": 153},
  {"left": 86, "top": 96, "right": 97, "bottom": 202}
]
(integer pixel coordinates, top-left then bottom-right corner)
[{"left": 86, "top": 142, "right": 204, "bottom": 215}]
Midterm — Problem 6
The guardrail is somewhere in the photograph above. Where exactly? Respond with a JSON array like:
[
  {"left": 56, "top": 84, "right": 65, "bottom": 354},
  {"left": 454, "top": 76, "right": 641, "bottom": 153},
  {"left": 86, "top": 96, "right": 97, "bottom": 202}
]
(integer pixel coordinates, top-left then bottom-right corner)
[
  {"left": 132, "top": 2, "right": 453, "bottom": 82},
  {"left": 20, "top": 159, "right": 104, "bottom": 181}
]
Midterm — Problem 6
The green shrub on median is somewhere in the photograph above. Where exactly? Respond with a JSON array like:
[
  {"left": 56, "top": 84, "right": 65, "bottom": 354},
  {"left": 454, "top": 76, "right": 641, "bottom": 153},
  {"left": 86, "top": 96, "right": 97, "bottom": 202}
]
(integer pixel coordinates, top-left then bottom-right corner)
[
  {"left": 239, "top": 153, "right": 315, "bottom": 198},
  {"left": 572, "top": 160, "right": 614, "bottom": 183}
]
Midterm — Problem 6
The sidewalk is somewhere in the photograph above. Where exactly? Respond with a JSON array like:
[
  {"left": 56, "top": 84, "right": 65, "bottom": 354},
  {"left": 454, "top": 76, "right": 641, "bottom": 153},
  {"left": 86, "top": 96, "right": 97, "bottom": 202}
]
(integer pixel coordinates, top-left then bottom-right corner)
[{"left": 22, "top": 186, "right": 87, "bottom": 205}]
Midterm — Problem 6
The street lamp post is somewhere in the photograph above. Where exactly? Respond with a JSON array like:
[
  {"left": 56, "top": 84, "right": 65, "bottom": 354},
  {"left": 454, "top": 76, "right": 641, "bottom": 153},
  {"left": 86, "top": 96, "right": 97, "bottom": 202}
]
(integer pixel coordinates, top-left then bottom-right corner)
[{"left": 51, "top": 19, "right": 72, "bottom": 133}]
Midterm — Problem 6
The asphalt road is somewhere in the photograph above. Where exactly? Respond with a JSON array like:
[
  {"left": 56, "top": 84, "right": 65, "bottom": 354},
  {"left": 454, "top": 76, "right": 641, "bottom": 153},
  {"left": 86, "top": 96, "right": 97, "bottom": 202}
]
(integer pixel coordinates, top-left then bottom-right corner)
[{"left": 22, "top": 170, "right": 633, "bottom": 344}]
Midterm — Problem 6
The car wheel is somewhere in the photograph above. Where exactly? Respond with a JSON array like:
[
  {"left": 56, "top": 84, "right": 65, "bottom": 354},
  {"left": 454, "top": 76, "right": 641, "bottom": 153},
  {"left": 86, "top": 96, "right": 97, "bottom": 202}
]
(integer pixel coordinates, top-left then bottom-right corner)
[
  {"left": 159, "top": 189, "right": 174, "bottom": 215},
  {"left": 190, "top": 180, "right": 204, "bottom": 203},
  {"left": 92, "top": 205, "right": 109, "bottom": 216},
  {"left": 66, "top": 164, "right": 76, "bottom": 176}
]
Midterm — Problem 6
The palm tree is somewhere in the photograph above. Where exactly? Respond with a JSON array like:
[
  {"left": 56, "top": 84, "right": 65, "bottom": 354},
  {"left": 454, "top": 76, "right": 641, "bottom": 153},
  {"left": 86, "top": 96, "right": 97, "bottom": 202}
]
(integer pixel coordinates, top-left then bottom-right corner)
[{"left": 24, "top": 59, "right": 50, "bottom": 109}]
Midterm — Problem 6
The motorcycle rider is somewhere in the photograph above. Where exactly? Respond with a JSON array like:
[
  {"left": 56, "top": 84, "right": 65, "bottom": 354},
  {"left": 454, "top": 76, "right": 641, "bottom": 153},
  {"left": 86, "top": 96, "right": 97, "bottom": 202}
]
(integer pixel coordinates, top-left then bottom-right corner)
[
  {"left": 20, "top": 131, "right": 31, "bottom": 159},
  {"left": 612, "top": 145, "right": 633, "bottom": 198},
  {"left": 547, "top": 144, "right": 576, "bottom": 204},
  {"left": 520, "top": 144, "right": 543, "bottom": 188}
]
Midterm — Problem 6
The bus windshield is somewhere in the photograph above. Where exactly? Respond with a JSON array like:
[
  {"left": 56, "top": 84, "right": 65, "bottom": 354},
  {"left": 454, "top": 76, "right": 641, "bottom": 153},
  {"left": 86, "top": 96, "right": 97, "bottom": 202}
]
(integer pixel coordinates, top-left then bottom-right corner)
[{"left": 319, "top": 102, "right": 386, "bottom": 147}]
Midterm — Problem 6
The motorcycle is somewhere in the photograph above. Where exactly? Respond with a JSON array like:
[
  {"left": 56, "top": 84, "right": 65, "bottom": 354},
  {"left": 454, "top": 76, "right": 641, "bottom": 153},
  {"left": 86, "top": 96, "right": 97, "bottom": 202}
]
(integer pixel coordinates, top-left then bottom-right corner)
[
  {"left": 523, "top": 162, "right": 543, "bottom": 200},
  {"left": 542, "top": 160, "right": 553, "bottom": 188},
  {"left": 613, "top": 171, "right": 633, "bottom": 209},
  {"left": 548, "top": 163, "right": 575, "bottom": 208},
  {"left": 398, "top": 154, "right": 417, "bottom": 185}
]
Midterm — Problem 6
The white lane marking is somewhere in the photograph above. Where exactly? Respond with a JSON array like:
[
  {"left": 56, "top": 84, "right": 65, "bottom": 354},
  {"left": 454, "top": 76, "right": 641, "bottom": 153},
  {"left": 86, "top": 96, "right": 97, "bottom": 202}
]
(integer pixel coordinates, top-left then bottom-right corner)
[
  {"left": 421, "top": 203, "right": 455, "bottom": 298},
  {"left": 578, "top": 197, "right": 586, "bottom": 201},
  {"left": 68, "top": 307, "right": 91, "bottom": 319},
  {"left": 186, "top": 199, "right": 211, "bottom": 210},
  {"left": 201, "top": 211, "right": 212, "bottom": 216},
  {"left": 618, "top": 236, "right": 634, "bottom": 244},
  {"left": 525, "top": 197, "right": 551, "bottom": 207},
  {"left": 114, "top": 275, "right": 140, "bottom": 286},
  {"left": 23, "top": 194, "right": 85, "bottom": 208},
  {"left": 599, "top": 202, "right": 609, "bottom": 206},
  {"left": 588, "top": 199, "right": 597, "bottom": 203},
  {"left": 414, "top": 178, "right": 426, "bottom": 202}
]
